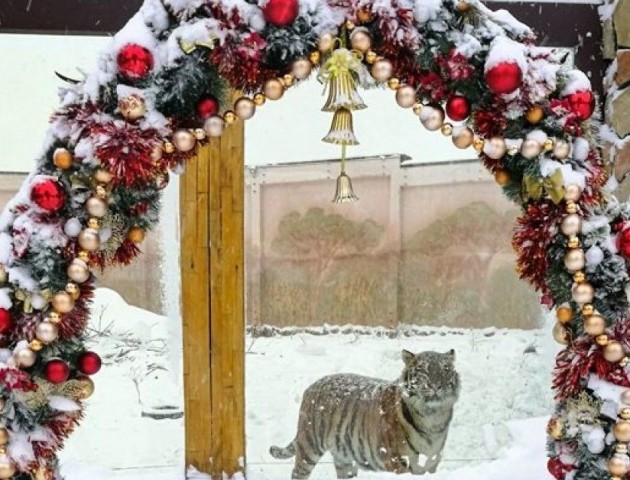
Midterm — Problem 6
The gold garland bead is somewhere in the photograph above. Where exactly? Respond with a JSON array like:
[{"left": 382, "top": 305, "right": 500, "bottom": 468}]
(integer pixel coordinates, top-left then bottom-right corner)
[
  {"left": 193, "top": 128, "right": 206, "bottom": 141},
  {"left": 568, "top": 236, "right": 580, "bottom": 249},
  {"left": 566, "top": 201, "right": 578, "bottom": 214},
  {"left": 412, "top": 103, "right": 423, "bottom": 116},
  {"left": 346, "top": 20, "right": 356, "bottom": 30},
  {"left": 387, "top": 78, "right": 401, "bottom": 90},
  {"left": 616, "top": 443, "right": 629, "bottom": 454},
  {"left": 77, "top": 251, "right": 90, "bottom": 262},
  {"left": 441, "top": 123, "right": 453, "bottom": 136},
  {"left": 494, "top": 169, "right": 511, "bottom": 187},
  {"left": 473, "top": 137, "right": 485, "bottom": 152},
  {"left": 365, "top": 51, "right": 378, "bottom": 65},
  {"left": 622, "top": 357, "right": 630, "bottom": 368},
  {"left": 282, "top": 74, "right": 296, "bottom": 88},
  {"left": 582, "top": 303, "right": 595, "bottom": 317},
  {"left": 544, "top": 139, "right": 554, "bottom": 151},
  {"left": 224, "top": 111, "right": 237, "bottom": 125},
  {"left": 29, "top": 339, "right": 44, "bottom": 352},
  {"left": 253, "top": 93, "right": 266, "bottom": 106},
  {"left": 573, "top": 271, "right": 586, "bottom": 284},
  {"left": 48, "top": 312, "right": 62, "bottom": 324},
  {"left": 556, "top": 306, "right": 573, "bottom": 324},
  {"left": 309, "top": 51, "right": 321, "bottom": 65},
  {"left": 163, "top": 142, "right": 175, "bottom": 154},
  {"left": 87, "top": 218, "right": 101, "bottom": 230},
  {"left": 507, "top": 145, "right": 519, "bottom": 156},
  {"left": 95, "top": 185, "right": 108, "bottom": 200},
  {"left": 596, "top": 334, "right": 609, "bottom": 346}
]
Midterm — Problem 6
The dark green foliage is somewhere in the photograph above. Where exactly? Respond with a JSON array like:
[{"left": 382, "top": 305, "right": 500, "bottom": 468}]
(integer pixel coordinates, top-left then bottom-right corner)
[
  {"left": 263, "top": 16, "right": 319, "bottom": 70},
  {"left": 153, "top": 49, "right": 228, "bottom": 122}
]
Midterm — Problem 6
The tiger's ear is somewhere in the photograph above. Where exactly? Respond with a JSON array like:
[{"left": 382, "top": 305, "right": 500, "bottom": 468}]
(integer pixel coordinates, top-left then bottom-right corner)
[
  {"left": 445, "top": 349, "right": 456, "bottom": 362},
  {"left": 402, "top": 350, "right": 415, "bottom": 365}
]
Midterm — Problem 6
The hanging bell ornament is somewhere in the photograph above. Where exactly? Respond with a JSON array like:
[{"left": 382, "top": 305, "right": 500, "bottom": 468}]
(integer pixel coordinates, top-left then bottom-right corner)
[
  {"left": 322, "top": 108, "right": 360, "bottom": 145},
  {"left": 332, "top": 172, "right": 359, "bottom": 204},
  {"left": 320, "top": 49, "right": 367, "bottom": 112}
]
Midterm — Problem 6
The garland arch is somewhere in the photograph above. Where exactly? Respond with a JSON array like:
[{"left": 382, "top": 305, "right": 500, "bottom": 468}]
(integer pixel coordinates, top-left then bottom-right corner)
[{"left": 0, "top": 0, "right": 624, "bottom": 478}]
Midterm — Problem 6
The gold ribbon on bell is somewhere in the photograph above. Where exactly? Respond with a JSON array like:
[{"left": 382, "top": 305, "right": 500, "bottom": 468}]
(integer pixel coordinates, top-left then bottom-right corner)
[
  {"left": 318, "top": 48, "right": 367, "bottom": 112},
  {"left": 322, "top": 107, "right": 359, "bottom": 145},
  {"left": 523, "top": 168, "right": 565, "bottom": 204}
]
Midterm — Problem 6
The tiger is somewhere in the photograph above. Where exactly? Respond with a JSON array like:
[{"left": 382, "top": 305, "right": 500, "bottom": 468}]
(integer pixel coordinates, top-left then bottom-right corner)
[{"left": 269, "top": 349, "right": 460, "bottom": 479}]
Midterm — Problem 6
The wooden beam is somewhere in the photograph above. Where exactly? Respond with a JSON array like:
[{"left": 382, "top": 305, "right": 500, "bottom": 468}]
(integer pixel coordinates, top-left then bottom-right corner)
[{"left": 181, "top": 117, "right": 245, "bottom": 478}]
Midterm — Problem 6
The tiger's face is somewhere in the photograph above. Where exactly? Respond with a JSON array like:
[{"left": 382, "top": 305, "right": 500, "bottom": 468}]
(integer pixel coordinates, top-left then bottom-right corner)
[{"left": 400, "top": 349, "right": 460, "bottom": 406}]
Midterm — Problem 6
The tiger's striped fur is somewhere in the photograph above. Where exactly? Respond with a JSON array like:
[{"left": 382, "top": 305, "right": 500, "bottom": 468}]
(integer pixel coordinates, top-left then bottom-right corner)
[{"left": 270, "top": 349, "right": 460, "bottom": 479}]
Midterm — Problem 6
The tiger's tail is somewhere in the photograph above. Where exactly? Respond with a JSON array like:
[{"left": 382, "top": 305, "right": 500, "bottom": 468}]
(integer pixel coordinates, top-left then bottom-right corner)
[{"left": 269, "top": 440, "right": 296, "bottom": 459}]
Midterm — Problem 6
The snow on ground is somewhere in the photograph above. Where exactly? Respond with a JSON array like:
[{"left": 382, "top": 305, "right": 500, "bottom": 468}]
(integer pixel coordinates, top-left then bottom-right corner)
[{"left": 59, "top": 288, "right": 558, "bottom": 479}]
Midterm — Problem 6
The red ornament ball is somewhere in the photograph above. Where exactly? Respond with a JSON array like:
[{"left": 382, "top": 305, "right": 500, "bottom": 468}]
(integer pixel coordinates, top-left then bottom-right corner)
[
  {"left": 485, "top": 62, "right": 522, "bottom": 95},
  {"left": 44, "top": 359, "right": 70, "bottom": 384},
  {"left": 31, "top": 179, "right": 65, "bottom": 212},
  {"left": 263, "top": 0, "right": 299, "bottom": 27},
  {"left": 196, "top": 96, "right": 220, "bottom": 120},
  {"left": 618, "top": 227, "right": 630, "bottom": 259},
  {"left": 445, "top": 95, "right": 471, "bottom": 121},
  {"left": 117, "top": 44, "right": 154, "bottom": 80},
  {"left": 0, "top": 309, "right": 12, "bottom": 334},
  {"left": 77, "top": 351, "right": 102, "bottom": 376},
  {"left": 565, "top": 90, "right": 595, "bottom": 121}
]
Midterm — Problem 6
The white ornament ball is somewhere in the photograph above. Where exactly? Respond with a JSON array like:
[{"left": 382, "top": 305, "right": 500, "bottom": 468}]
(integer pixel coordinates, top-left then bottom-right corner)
[
  {"left": 521, "top": 139, "right": 542, "bottom": 159},
  {"left": 414, "top": 1, "right": 438, "bottom": 23},
  {"left": 419, "top": 106, "right": 445, "bottom": 131},
  {"left": 561, "top": 214, "right": 582, "bottom": 236},
  {"left": 249, "top": 10, "right": 266, "bottom": 31},
  {"left": 173, "top": 130, "right": 196, "bottom": 152},
  {"left": 15, "top": 348, "right": 37, "bottom": 368},
  {"left": 30, "top": 294, "right": 48, "bottom": 311},
  {"left": 553, "top": 140, "right": 571, "bottom": 160},
  {"left": 483, "top": 137, "right": 507, "bottom": 160},
  {"left": 586, "top": 246, "right": 604, "bottom": 267},
  {"left": 64, "top": 218, "right": 83, "bottom": 238},
  {"left": 572, "top": 282, "right": 594, "bottom": 304},
  {"left": 0, "top": 349, "right": 12, "bottom": 364},
  {"left": 564, "top": 249, "right": 585, "bottom": 273},
  {"left": 204, "top": 115, "right": 226, "bottom": 138},
  {"left": 564, "top": 184, "right": 582, "bottom": 202}
]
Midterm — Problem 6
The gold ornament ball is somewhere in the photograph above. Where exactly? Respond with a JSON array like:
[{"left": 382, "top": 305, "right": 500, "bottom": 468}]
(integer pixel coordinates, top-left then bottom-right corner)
[
  {"left": 223, "top": 110, "right": 237, "bottom": 125},
  {"left": 552, "top": 322, "right": 570, "bottom": 345},
  {"left": 0, "top": 429, "right": 8, "bottom": 447},
  {"left": 564, "top": 249, "right": 585, "bottom": 273},
  {"left": 87, "top": 218, "right": 101, "bottom": 230},
  {"left": 388, "top": 78, "right": 401, "bottom": 90},
  {"left": 163, "top": 142, "right": 175, "bottom": 154},
  {"left": 203, "top": 115, "right": 226, "bottom": 138},
  {"left": 596, "top": 334, "right": 609, "bottom": 346},
  {"left": 309, "top": 51, "right": 321, "bottom": 65},
  {"left": 573, "top": 271, "right": 586, "bottom": 283},
  {"left": 282, "top": 74, "right": 295, "bottom": 88},
  {"left": 494, "top": 169, "right": 511, "bottom": 187},
  {"left": 371, "top": 59, "right": 393, "bottom": 83},
  {"left": 605, "top": 341, "right": 626, "bottom": 363},
  {"left": 53, "top": 149, "right": 74, "bottom": 170},
  {"left": 127, "top": 226, "right": 146, "bottom": 244},
  {"left": 65, "top": 282, "right": 80, "bottom": 300},
  {"left": 234, "top": 97, "right": 256, "bottom": 120},
  {"left": 35, "top": 321, "right": 59, "bottom": 344},
  {"left": 452, "top": 127, "right": 474, "bottom": 149},
  {"left": 365, "top": 51, "right": 378, "bottom": 65},
  {"left": 318, "top": 33, "right": 335, "bottom": 52},
  {"left": 15, "top": 348, "right": 37, "bottom": 368},
  {"left": 572, "top": 282, "right": 594, "bottom": 304},
  {"left": 553, "top": 140, "right": 571, "bottom": 160},
  {"left": 581, "top": 303, "right": 595, "bottom": 318},
  {"left": 543, "top": 138, "right": 554, "bottom": 151},
  {"left": 0, "top": 458, "right": 15, "bottom": 479},
  {"left": 193, "top": 128, "right": 206, "bottom": 141},
  {"left": 561, "top": 214, "right": 582, "bottom": 237},
  {"left": 609, "top": 454, "right": 630, "bottom": 476},
  {"left": 67, "top": 258, "right": 90, "bottom": 284},
  {"left": 525, "top": 106, "right": 544, "bottom": 125},
  {"left": 620, "top": 407, "right": 630, "bottom": 420},
  {"left": 253, "top": 93, "right": 266, "bottom": 106},
  {"left": 395, "top": 85, "right": 416, "bottom": 108},
  {"left": 556, "top": 306, "right": 573, "bottom": 324},
  {"left": 173, "top": 130, "right": 196, "bottom": 153},
  {"left": 564, "top": 184, "right": 582, "bottom": 202},
  {"left": 118, "top": 94, "right": 146, "bottom": 121},
  {"left": 77, "top": 376, "right": 96, "bottom": 400},
  {"left": 584, "top": 314, "right": 606, "bottom": 336},
  {"left": 419, "top": 106, "right": 446, "bottom": 132},
  {"left": 441, "top": 123, "right": 453, "bottom": 136},
  {"left": 292, "top": 59, "right": 312, "bottom": 80},
  {"left": 52, "top": 291, "right": 75, "bottom": 314},
  {"left": 86, "top": 197, "right": 108, "bottom": 218},
  {"left": 78, "top": 228, "right": 100, "bottom": 252},
  {"left": 520, "top": 139, "right": 542, "bottom": 159},
  {"left": 350, "top": 28, "right": 372, "bottom": 53},
  {"left": 264, "top": 78, "right": 285, "bottom": 101},
  {"left": 455, "top": 0, "right": 471, "bottom": 13},
  {"left": 29, "top": 339, "right": 44, "bottom": 352}
]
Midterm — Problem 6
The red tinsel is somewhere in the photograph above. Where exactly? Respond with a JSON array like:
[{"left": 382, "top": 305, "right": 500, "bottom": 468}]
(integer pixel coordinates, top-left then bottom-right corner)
[
  {"left": 371, "top": 3, "right": 419, "bottom": 51},
  {"left": 417, "top": 71, "right": 448, "bottom": 103},
  {"left": 512, "top": 201, "right": 562, "bottom": 294},
  {"left": 0, "top": 368, "right": 38, "bottom": 392},
  {"left": 473, "top": 109, "right": 508, "bottom": 138},
  {"left": 91, "top": 122, "right": 162, "bottom": 187},
  {"left": 436, "top": 49, "right": 475, "bottom": 82},
  {"left": 581, "top": 149, "right": 607, "bottom": 206},
  {"left": 547, "top": 457, "right": 575, "bottom": 480}
]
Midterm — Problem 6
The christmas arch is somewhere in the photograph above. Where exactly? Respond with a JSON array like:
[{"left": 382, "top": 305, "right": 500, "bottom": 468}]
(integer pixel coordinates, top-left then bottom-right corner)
[{"left": 0, "top": 0, "right": 623, "bottom": 478}]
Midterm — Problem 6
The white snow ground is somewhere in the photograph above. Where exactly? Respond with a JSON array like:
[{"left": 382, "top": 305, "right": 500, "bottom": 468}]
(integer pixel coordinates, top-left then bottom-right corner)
[{"left": 59, "top": 288, "right": 557, "bottom": 479}]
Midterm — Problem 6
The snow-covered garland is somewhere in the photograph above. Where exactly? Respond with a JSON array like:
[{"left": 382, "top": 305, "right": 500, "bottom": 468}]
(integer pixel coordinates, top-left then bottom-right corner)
[{"left": 0, "top": 0, "right": 624, "bottom": 478}]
